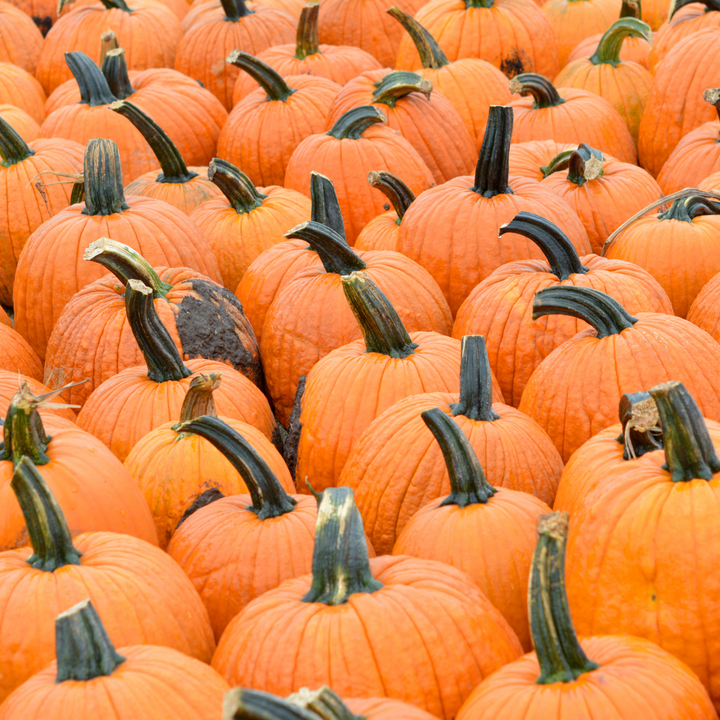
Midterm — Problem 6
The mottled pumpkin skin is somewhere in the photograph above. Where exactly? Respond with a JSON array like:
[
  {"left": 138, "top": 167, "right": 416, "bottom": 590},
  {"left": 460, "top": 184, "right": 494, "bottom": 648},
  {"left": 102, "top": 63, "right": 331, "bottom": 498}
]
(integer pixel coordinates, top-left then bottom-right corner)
[
  {"left": 657, "top": 120, "right": 720, "bottom": 195},
  {"left": 508, "top": 140, "right": 578, "bottom": 182},
  {"left": 212, "top": 555, "right": 522, "bottom": 720},
  {"left": 0, "top": 63, "right": 46, "bottom": 124}
]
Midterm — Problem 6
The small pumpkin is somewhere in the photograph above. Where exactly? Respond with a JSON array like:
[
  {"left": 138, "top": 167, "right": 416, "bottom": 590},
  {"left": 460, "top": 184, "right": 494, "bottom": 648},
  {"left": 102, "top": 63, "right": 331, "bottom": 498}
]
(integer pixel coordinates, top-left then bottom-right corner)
[
  {"left": 0, "top": 1, "right": 44, "bottom": 74},
  {"left": 0, "top": 62, "right": 46, "bottom": 124},
  {"left": 508, "top": 140, "right": 578, "bottom": 181},
  {"left": 0, "top": 372, "right": 76, "bottom": 423}
]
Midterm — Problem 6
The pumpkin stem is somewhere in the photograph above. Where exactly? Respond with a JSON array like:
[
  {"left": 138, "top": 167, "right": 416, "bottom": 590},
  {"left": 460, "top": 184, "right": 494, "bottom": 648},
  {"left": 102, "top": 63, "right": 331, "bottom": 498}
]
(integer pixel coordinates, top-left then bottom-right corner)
[
  {"left": 303, "top": 487, "right": 383, "bottom": 605},
  {"left": 465, "top": 0, "right": 494, "bottom": 7},
  {"left": 82, "top": 138, "right": 129, "bottom": 217},
  {"left": 368, "top": 171, "right": 415, "bottom": 222},
  {"left": 55, "top": 600, "right": 125, "bottom": 683},
  {"left": 620, "top": 0, "right": 641, "bottom": 17},
  {"left": 541, "top": 148, "right": 575, "bottom": 179},
  {"left": 372, "top": 71, "right": 432, "bottom": 108},
  {"left": 102, "top": 48, "right": 134, "bottom": 99},
  {"left": 509, "top": 74, "right": 566, "bottom": 109},
  {"left": 99, "top": 30, "right": 118, "bottom": 65},
  {"left": 500, "top": 212, "right": 589, "bottom": 280},
  {"left": 124, "top": 279, "right": 192, "bottom": 383},
  {"left": 648, "top": 381, "right": 720, "bottom": 482},
  {"left": 617, "top": 391, "right": 662, "bottom": 460},
  {"left": 208, "top": 158, "right": 268, "bottom": 214},
  {"left": 98, "top": 0, "right": 132, "bottom": 11},
  {"left": 11, "top": 457, "right": 83, "bottom": 572},
  {"left": 310, "top": 172, "right": 346, "bottom": 239},
  {"left": 225, "top": 689, "right": 321, "bottom": 720},
  {"left": 387, "top": 6, "right": 449, "bottom": 69},
  {"left": 567, "top": 144, "right": 605, "bottom": 186},
  {"left": 65, "top": 51, "right": 117, "bottom": 107},
  {"left": 0, "top": 383, "right": 53, "bottom": 466},
  {"left": 220, "top": 0, "right": 253, "bottom": 22},
  {"left": 84, "top": 238, "right": 173, "bottom": 296},
  {"left": 704, "top": 88, "right": 720, "bottom": 122},
  {"left": 109, "top": 101, "right": 197, "bottom": 183},
  {"left": 531, "top": 511, "right": 600, "bottom": 683},
  {"left": 589, "top": 18, "right": 652, "bottom": 67},
  {"left": 669, "top": 0, "right": 720, "bottom": 20},
  {"left": 226, "top": 51, "right": 295, "bottom": 102},
  {"left": 341, "top": 272, "right": 417, "bottom": 358},
  {"left": 285, "top": 221, "right": 367, "bottom": 275},
  {"left": 179, "top": 374, "right": 221, "bottom": 422},
  {"left": 0, "top": 115, "right": 35, "bottom": 167},
  {"left": 327, "top": 106, "right": 387, "bottom": 140},
  {"left": 423, "top": 408, "right": 497, "bottom": 507},
  {"left": 533, "top": 286, "right": 638, "bottom": 337},
  {"left": 295, "top": 2, "right": 320, "bottom": 59},
  {"left": 659, "top": 194, "right": 720, "bottom": 222},
  {"left": 450, "top": 335, "right": 499, "bottom": 422},
  {"left": 473, "top": 105, "right": 513, "bottom": 197},
  {"left": 288, "top": 687, "right": 365, "bottom": 720},
  {"left": 172, "top": 415, "right": 297, "bottom": 518}
]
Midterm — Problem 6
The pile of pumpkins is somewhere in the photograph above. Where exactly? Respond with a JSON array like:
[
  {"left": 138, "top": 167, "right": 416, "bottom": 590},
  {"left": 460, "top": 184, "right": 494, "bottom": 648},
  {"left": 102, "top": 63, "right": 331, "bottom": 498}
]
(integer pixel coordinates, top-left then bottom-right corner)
[{"left": 2, "top": 0, "right": 720, "bottom": 716}]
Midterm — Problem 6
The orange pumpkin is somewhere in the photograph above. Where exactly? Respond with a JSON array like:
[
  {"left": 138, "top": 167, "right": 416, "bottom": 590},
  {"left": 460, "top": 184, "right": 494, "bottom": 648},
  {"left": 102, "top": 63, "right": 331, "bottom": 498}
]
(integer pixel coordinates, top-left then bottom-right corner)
[
  {"left": 0, "top": 105, "right": 39, "bottom": 142},
  {"left": 395, "top": 106, "right": 591, "bottom": 315},
  {"left": 0, "top": 62, "right": 46, "bottom": 124},
  {"left": 640, "top": 0, "right": 667, "bottom": 28},
  {"left": 700, "top": 171, "right": 720, "bottom": 192},
  {"left": 509, "top": 73, "right": 637, "bottom": 163},
  {"left": 687, "top": 270, "right": 720, "bottom": 343},
  {"left": 13, "top": 138, "right": 222, "bottom": 361},
  {"left": 0, "top": 324, "right": 43, "bottom": 381},
  {"left": 219, "top": 52, "right": 342, "bottom": 187},
  {"left": 5, "top": 0, "right": 57, "bottom": 35},
  {"left": 0, "top": 1, "right": 43, "bottom": 74},
  {"left": 508, "top": 140, "right": 578, "bottom": 181},
  {"left": 324, "top": 68, "right": 476, "bottom": 184},
  {"left": 0, "top": 373, "right": 76, "bottom": 423}
]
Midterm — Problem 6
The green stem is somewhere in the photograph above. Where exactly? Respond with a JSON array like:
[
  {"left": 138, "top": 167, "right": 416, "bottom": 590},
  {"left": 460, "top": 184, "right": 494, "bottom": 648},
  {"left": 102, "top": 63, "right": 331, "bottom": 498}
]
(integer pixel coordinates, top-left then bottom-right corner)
[
  {"left": 225, "top": 689, "right": 321, "bottom": 720},
  {"left": 110, "top": 101, "right": 197, "bottom": 183},
  {"left": 509, "top": 74, "right": 565, "bottom": 109},
  {"left": 531, "top": 511, "right": 600, "bottom": 684},
  {"left": 71, "top": 179, "right": 85, "bottom": 205},
  {"left": 450, "top": 335, "right": 499, "bottom": 422},
  {"left": 542, "top": 149, "right": 575, "bottom": 179},
  {"left": 648, "top": 381, "right": 720, "bottom": 482},
  {"left": 179, "top": 373, "right": 221, "bottom": 422},
  {"left": 669, "top": 0, "right": 720, "bottom": 20},
  {"left": 171, "top": 415, "right": 297, "bottom": 519},
  {"left": 284, "top": 221, "right": 366, "bottom": 274},
  {"left": 465, "top": 0, "right": 493, "bottom": 7},
  {"left": 619, "top": 0, "right": 641, "bottom": 17},
  {"left": 226, "top": 51, "right": 294, "bottom": 102},
  {"left": 704, "top": 88, "right": 720, "bottom": 123},
  {"left": 208, "top": 158, "right": 267, "bottom": 214},
  {"left": 0, "top": 116, "right": 34, "bottom": 167},
  {"left": 295, "top": 2, "right": 320, "bottom": 59},
  {"left": 422, "top": 408, "right": 497, "bottom": 507},
  {"left": 533, "top": 286, "right": 638, "bottom": 338},
  {"left": 567, "top": 144, "right": 605, "bottom": 186},
  {"left": 98, "top": 0, "right": 132, "bottom": 11},
  {"left": 368, "top": 171, "right": 415, "bottom": 221},
  {"left": 327, "top": 106, "right": 387, "bottom": 140},
  {"left": 302, "top": 487, "right": 383, "bottom": 605},
  {"left": 220, "top": 0, "right": 253, "bottom": 22},
  {"left": 372, "top": 71, "right": 432, "bottom": 108},
  {"left": 83, "top": 238, "right": 173, "bottom": 296},
  {"left": 341, "top": 273, "right": 417, "bottom": 358},
  {"left": 589, "top": 18, "right": 652, "bottom": 67},
  {"left": 387, "top": 6, "right": 449, "bottom": 69},
  {"left": 617, "top": 391, "right": 662, "bottom": 460},
  {"left": 1, "top": 383, "right": 53, "bottom": 466},
  {"left": 288, "top": 687, "right": 365, "bottom": 720},
  {"left": 82, "top": 139, "right": 129, "bottom": 217},
  {"left": 55, "top": 600, "right": 125, "bottom": 683},
  {"left": 11, "top": 457, "right": 83, "bottom": 571},
  {"left": 124, "top": 279, "right": 192, "bottom": 383},
  {"left": 310, "top": 172, "right": 346, "bottom": 239},
  {"left": 65, "top": 52, "right": 117, "bottom": 107},
  {"left": 102, "top": 49, "right": 134, "bottom": 100},
  {"left": 473, "top": 106, "right": 513, "bottom": 198},
  {"left": 500, "top": 212, "right": 589, "bottom": 280},
  {"left": 658, "top": 195, "right": 720, "bottom": 222}
]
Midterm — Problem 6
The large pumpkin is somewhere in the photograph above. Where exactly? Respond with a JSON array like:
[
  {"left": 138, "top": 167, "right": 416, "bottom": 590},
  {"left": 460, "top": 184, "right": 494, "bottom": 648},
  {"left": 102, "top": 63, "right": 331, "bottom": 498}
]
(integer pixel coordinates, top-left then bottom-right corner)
[
  {"left": 0, "top": 105, "right": 39, "bottom": 141},
  {"left": 0, "top": 373, "right": 76, "bottom": 423},
  {"left": 508, "top": 139, "right": 577, "bottom": 181},
  {"left": 687, "top": 269, "right": 720, "bottom": 343},
  {"left": 0, "top": 62, "right": 46, "bottom": 124},
  {"left": 0, "top": 1, "right": 43, "bottom": 73},
  {"left": 0, "top": 324, "right": 43, "bottom": 381}
]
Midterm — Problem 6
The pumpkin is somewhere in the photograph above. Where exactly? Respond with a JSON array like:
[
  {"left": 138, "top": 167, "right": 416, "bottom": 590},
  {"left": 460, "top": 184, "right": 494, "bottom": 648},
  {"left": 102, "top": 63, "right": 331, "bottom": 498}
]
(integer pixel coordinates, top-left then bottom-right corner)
[
  {"left": 395, "top": 0, "right": 561, "bottom": 80},
  {"left": 395, "top": 106, "right": 591, "bottom": 315},
  {"left": 232, "top": 2, "right": 382, "bottom": 103},
  {"left": 554, "top": 18, "right": 654, "bottom": 143},
  {"left": 541, "top": 0, "right": 621, "bottom": 67},
  {"left": 292, "top": 273, "right": 462, "bottom": 492},
  {"left": 355, "top": 171, "right": 415, "bottom": 251},
  {"left": 125, "top": 376, "right": 292, "bottom": 549},
  {"left": 508, "top": 140, "right": 578, "bottom": 181},
  {"left": 174, "top": 0, "right": 296, "bottom": 110},
  {"left": 0, "top": 372, "right": 76, "bottom": 423},
  {"left": 700, "top": 170, "right": 720, "bottom": 193},
  {"left": 13, "top": 138, "right": 222, "bottom": 361},
  {"left": 0, "top": 324, "right": 43, "bottom": 381},
  {"left": 456, "top": 510, "right": 717, "bottom": 720},
  {"left": 181, "top": 0, "right": 304, "bottom": 30},
  {"left": 284, "top": 106, "right": 435, "bottom": 244},
  {"left": 518, "top": 286, "right": 720, "bottom": 460},
  {"left": 45, "top": 239, "right": 263, "bottom": 407},
  {"left": 509, "top": 73, "right": 637, "bottom": 163},
  {"left": 110, "top": 100, "right": 221, "bottom": 214},
  {"left": 540, "top": 144, "right": 663, "bottom": 254},
  {"left": 388, "top": 7, "right": 512, "bottom": 151},
  {"left": 639, "top": 28, "right": 720, "bottom": 176},
  {"left": 687, "top": 270, "right": 720, "bottom": 343},
  {"left": 261, "top": 221, "right": 452, "bottom": 425},
  {"left": 564, "top": 381, "right": 720, "bottom": 711},
  {"left": 605, "top": 195, "right": 720, "bottom": 317},
  {"left": 36, "top": 0, "right": 181, "bottom": 94},
  {"left": 657, "top": 90, "right": 720, "bottom": 194},
  {"left": 219, "top": 52, "right": 342, "bottom": 187},
  {"left": 0, "top": 62, "right": 46, "bottom": 124},
  {"left": 324, "top": 69, "right": 476, "bottom": 184},
  {"left": 6, "top": 0, "right": 56, "bottom": 35},
  {"left": 453, "top": 213, "right": 672, "bottom": 406},
  {"left": 0, "top": 106, "right": 39, "bottom": 142},
  {"left": 212, "top": 486, "right": 523, "bottom": 719},
  {"left": 167, "top": 415, "right": 319, "bottom": 639},
  {"left": 0, "top": 115, "right": 84, "bottom": 306},
  {"left": 0, "top": 1, "right": 43, "bottom": 74},
  {"left": 190, "top": 158, "right": 312, "bottom": 290},
  {"left": 0, "top": 457, "right": 214, "bottom": 702},
  {"left": 342, "top": 335, "right": 563, "bottom": 556},
  {"left": 0, "top": 599, "right": 229, "bottom": 720}
]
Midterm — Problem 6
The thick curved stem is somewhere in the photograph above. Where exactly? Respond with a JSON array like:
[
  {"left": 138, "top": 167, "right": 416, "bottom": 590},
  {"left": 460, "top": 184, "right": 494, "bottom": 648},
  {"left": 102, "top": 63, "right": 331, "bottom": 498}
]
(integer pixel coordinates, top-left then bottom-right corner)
[
  {"left": 617, "top": 391, "right": 662, "bottom": 460},
  {"left": 310, "top": 172, "right": 346, "bottom": 239},
  {"left": 295, "top": 2, "right": 320, "bottom": 59},
  {"left": 65, "top": 52, "right": 117, "bottom": 107},
  {"left": 102, "top": 49, "right": 134, "bottom": 99},
  {"left": 285, "top": 221, "right": 366, "bottom": 274},
  {"left": 225, "top": 689, "right": 320, "bottom": 720},
  {"left": 566, "top": 144, "right": 605, "bottom": 186},
  {"left": 372, "top": 71, "right": 432, "bottom": 108},
  {"left": 327, "top": 106, "right": 387, "bottom": 140},
  {"left": 450, "top": 335, "right": 499, "bottom": 422},
  {"left": 648, "top": 381, "right": 720, "bottom": 482},
  {"left": 1, "top": 383, "right": 52, "bottom": 466},
  {"left": 0, "top": 116, "right": 34, "bottom": 167},
  {"left": 220, "top": 0, "right": 253, "bottom": 21},
  {"left": 368, "top": 171, "right": 415, "bottom": 221},
  {"left": 541, "top": 149, "right": 575, "bottom": 178},
  {"left": 509, "top": 74, "right": 565, "bottom": 109},
  {"left": 473, "top": 106, "right": 513, "bottom": 197},
  {"left": 659, "top": 194, "right": 720, "bottom": 222},
  {"left": 341, "top": 273, "right": 417, "bottom": 358},
  {"left": 179, "top": 373, "right": 221, "bottom": 422},
  {"left": 619, "top": 0, "right": 641, "bottom": 17},
  {"left": 500, "top": 212, "right": 589, "bottom": 280},
  {"left": 288, "top": 687, "right": 365, "bottom": 720},
  {"left": 387, "top": 6, "right": 449, "bottom": 69},
  {"left": 669, "top": 0, "right": 720, "bottom": 19},
  {"left": 208, "top": 158, "right": 267, "bottom": 214},
  {"left": 82, "top": 139, "right": 129, "bottom": 217},
  {"left": 226, "top": 51, "right": 294, "bottom": 102},
  {"left": 589, "top": 18, "right": 652, "bottom": 67}
]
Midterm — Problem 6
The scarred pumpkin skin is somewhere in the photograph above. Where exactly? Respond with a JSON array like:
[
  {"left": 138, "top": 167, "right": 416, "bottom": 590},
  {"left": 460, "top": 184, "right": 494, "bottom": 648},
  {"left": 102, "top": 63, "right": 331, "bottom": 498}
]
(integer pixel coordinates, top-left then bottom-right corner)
[{"left": 0, "top": 63, "right": 46, "bottom": 124}]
